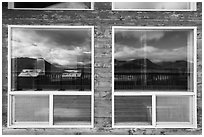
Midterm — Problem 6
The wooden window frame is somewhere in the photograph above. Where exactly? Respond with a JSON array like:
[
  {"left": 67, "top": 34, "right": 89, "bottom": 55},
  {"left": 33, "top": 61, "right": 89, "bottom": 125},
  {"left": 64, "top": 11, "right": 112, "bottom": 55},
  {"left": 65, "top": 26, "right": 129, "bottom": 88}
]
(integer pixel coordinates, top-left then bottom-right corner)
[
  {"left": 112, "top": 2, "right": 196, "bottom": 11},
  {"left": 7, "top": 25, "right": 94, "bottom": 128},
  {"left": 112, "top": 26, "right": 197, "bottom": 128},
  {"left": 8, "top": 2, "right": 94, "bottom": 10}
]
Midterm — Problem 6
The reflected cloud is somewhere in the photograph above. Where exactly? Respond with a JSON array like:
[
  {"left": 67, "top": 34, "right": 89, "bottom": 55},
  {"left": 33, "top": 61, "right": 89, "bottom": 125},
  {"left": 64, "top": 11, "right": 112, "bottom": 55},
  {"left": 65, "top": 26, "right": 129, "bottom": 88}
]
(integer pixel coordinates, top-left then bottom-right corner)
[
  {"left": 115, "top": 44, "right": 187, "bottom": 63},
  {"left": 54, "top": 108, "right": 82, "bottom": 117},
  {"left": 11, "top": 28, "right": 92, "bottom": 66},
  {"left": 47, "top": 2, "right": 90, "bottom": 9},
  {"left": 114, "top": 2, "right": 189, "bottom": 9},
  {"left": 115, "top": 30, "right": 188, "bottom": 62},
  {"left": 12, "top": 2, "right": 91, "bottom": 9}
]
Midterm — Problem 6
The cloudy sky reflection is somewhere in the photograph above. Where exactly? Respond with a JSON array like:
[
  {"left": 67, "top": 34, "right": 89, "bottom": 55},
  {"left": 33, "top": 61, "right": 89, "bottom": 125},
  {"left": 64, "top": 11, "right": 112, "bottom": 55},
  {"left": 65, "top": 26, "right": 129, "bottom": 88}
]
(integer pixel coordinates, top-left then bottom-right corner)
[
  {"left": 115, "top": 29, "right": 189, "bottom": 63},
  {"left": 11, "top": 28, "right": 92, "bottom": 67}
]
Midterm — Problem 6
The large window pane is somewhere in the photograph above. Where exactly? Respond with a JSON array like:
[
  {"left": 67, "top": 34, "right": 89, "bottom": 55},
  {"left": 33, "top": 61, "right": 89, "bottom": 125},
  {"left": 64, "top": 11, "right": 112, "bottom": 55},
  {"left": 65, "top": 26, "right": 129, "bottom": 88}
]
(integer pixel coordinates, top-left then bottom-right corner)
[
  {"left": 9, "top": 2, "right": 92, "bottom": 9},
  {"left": 114, "top": 29, "right": 193, "bottom": 91},
  {"left": 113, "top": 2, "right": 194, "bottom": 10},
  {"left": 156, "top": 96, "right": 191, "bottom": 122},
  {"left": 53, "top": 95, "right": 91, "bottom": 125},
  {"left": 114, "top": 96, "right": 152, "bottom": 125},
  {"left": 11, "top": 27, "right": 92, "bottom": 91},
  {"left": 13, "top": 95, "right": 49, "bottom": 123}
]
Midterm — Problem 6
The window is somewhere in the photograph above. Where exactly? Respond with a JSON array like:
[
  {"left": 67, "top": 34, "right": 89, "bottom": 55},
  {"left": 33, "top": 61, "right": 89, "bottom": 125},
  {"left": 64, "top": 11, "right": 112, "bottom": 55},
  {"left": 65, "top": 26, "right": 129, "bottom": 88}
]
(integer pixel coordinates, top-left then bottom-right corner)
[
  {"left": 115, "top": 96, "right": 152, "bottom": 126},
  {"left": 112, "top": 26, "right": 197, "bottom": 128},
  {"left": 112, "top": 2, "right": 196, "bottom": 11},
  {"left": 53, "top": 95, "right": 91, "bottom": 125},
  {"left": 8, "top": 26, "right": 94, "bottom": 128},
  {"left": 156, "top": 96, "right": 192, "bottom": 123},
  {"left": 11, "top": 95, "right": 49, "bottom": 125},
  {"left": 8, "top": 2, "right": 94, "bottom": 10}
]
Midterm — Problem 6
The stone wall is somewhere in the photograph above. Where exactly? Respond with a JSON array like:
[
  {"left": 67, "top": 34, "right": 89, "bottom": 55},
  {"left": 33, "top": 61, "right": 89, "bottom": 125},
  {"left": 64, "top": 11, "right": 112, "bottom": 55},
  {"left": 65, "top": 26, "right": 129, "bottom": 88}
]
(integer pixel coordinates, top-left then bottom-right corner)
[{"left": 2, "top": 2, "right": 202, "bottom": 135}]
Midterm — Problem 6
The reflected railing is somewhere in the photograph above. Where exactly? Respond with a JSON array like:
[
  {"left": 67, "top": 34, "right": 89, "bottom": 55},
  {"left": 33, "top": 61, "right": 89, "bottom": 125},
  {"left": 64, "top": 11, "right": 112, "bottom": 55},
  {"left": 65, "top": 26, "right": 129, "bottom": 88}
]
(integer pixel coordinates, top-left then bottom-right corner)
[
  {"left": 11, "top": 72, "right": 91, "bottom": 91},
  {"left": 115, "top": 72, "right": 190, "bottom": 91}
]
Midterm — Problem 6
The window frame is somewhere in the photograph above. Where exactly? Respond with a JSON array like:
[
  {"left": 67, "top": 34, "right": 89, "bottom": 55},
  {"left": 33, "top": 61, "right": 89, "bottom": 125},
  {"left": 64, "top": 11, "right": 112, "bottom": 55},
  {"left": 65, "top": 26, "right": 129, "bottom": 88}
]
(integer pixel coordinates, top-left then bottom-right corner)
[
  {"left": 112, "top": 26, "right": 197, "bottom": 128},
  {"left": 7, "top": 25, "right": 94, "bottom": 128},
  {"left": 112, "top": 2, "right": 196, "bottom": 11},
  {"left": 8, "top": 2, "right": 94, "bottom": 10}
]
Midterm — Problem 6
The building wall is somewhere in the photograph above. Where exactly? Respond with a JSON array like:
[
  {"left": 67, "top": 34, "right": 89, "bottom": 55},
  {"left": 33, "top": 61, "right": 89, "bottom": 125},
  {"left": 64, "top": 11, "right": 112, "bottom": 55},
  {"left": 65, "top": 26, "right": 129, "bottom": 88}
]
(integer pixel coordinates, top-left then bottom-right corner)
[{"left": 2, "top": 2, "right": 202, "bottom": 135}]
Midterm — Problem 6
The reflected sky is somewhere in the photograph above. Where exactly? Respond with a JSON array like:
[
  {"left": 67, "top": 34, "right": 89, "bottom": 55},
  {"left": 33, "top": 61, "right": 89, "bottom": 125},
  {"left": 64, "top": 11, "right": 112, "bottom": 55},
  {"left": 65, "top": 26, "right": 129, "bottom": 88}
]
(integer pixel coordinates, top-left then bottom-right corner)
[
  {"left": 53, "top": 96, "right": 91, "bottom": 123},
  {"left": 115, "top": 29, "right": 188, "bottom": 62},
  {"left": 114, "top": 2, "right": 190, "bottom": 9},
  {"left": 15, "top": 96, "right": 49, "bottom": 122},
  {"left": 11, "top": 28, "right": 92, "bottom": 66},
  {"left": 13, "top": 2, "right": 91, "bottom": 9}
]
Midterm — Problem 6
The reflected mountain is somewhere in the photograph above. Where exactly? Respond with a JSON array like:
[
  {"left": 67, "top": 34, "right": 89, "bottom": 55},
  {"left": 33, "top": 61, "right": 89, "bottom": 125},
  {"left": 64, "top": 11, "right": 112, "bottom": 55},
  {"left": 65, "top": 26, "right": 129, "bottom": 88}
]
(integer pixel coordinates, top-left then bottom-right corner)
[
  {"left": 157, "top": 60, "right": 188, "bottom": 71},
  {"left": 115, "top": 59, "right": 189, "bottom": 72},
  {"left": 11, "top": 57, "right": 91, "bottom": 74}
]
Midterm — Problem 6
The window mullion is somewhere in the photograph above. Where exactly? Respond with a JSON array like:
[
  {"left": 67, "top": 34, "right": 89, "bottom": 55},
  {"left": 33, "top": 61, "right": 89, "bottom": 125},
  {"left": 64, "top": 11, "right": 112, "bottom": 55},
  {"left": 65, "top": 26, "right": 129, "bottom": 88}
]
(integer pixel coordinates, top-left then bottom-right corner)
[
  {"left": 49, "top": 94, "right": 53, "bottom": 126},
  {"left": 152, "top": 94, "right": 156, "bottom": 127},
  {"left": 189, "top": 96, "right": 193, "bottom": 125},
  {"left": 12, "top": 96, "right": 15, "bottom": 125},
  {"left": 141, "top": 32, "right": 147, "bottom": 86}
]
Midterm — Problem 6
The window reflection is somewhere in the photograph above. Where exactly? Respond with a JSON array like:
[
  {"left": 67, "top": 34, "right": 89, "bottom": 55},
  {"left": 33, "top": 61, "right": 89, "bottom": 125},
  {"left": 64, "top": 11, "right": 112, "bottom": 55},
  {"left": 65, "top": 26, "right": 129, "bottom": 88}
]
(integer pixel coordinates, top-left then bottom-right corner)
[
  {"left": 11, "top": 27, "right": 92, "bottom": 91},
  {"left": 114, "top": 29, "right": 193, "bottom": 91},
  {"left": 9, "top": 2, "right": 92, "bottom": 9},
  {"left": 156, "top": 96, "right": 191, "bottom": 122},
  {"left": 115, "top": 96, "right": 152, "bottom": 125},
  {"left": 53, "top": 95, "right": 91, "bottom": 125},
  {"left": 114, "top": 2, "right": 192, "bottom": 10},
  {"left": 14, "top": 95, "right": 49, "bottom": 123}
]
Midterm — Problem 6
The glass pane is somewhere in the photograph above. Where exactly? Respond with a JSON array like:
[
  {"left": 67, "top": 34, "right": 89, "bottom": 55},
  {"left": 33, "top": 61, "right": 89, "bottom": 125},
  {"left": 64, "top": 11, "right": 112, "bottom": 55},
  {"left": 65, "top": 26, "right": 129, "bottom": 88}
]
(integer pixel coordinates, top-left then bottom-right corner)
[
  {"left": 53, "top": 95, "right": 91, "bottom": 125},
  {"left": 114, "top": 2, "right": 191, "bottom": 10},
  {"left": 11, "top": 27, "right": 92, "bottom": 91},
  {"left": 114, "top": 29, "right": 193, "bottom": 91},
  {"left": 9, "top": 2, "right": 92, "bottom": 9},
  {"left": 114, "top": 30, "right": 144, "bottom": 90},
  {"left": 114, "top": 96, "right": 152, "bottom": 125},
  {"left": 156, "top": 96, "right": 191, "bottom": 122},
  {"left": 14, "top": 95, "right": 49, "bottom": 123}
]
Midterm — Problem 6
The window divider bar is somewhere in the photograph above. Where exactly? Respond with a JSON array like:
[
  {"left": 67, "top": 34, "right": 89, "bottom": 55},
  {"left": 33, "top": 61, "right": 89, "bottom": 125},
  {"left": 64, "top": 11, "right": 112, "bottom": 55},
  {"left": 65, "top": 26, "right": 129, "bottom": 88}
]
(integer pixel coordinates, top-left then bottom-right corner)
[
  {"left": 49, "top": 94, "right": 53, "bottom": 126},
  {"left": 7, "top": 26, "right": 12, "bottom": 127},
  {"left": 90, "top": 2, "right": 94, "bottom": 10},
  {"left": 8, "top": 95, "right": 11, "bottom": 127},
  {"left": 114, "top": 92, "right": 195, "bottom": 96},
  {"left": 193, "top": 95, "right": 197, "bottom": 128},
  {"left": 189, "top": 96, "right": 193, "bottom": 125},
  {"left": 193, "top": 27, "right": 197, "bottom": 128},
  {"left": 91, "top": 92, "right": 94, "bottom": 128},
  {"left": 152, "top": 95, "right": 156, "bottom": 127},
  {"left": 11, "top": 96, "right": 15, "bottom": 125},
  {"left": 9, "top": 91, "right": 92, "bottom": 95}
]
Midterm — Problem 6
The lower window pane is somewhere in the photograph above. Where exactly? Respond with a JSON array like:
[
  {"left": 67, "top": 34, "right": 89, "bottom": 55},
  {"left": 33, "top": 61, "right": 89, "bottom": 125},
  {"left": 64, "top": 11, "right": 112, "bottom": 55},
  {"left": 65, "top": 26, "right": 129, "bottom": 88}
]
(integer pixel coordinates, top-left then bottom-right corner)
[
  {"left": 14, "top": 95, "right": 49, "bottom": 123},
  {"left": 115, "top": 96, "right": 152, "bottom": 125},
  {"left": 156, "top": 96, "right": 191, "bottom": 122},
  {"left": 53, "top": 95, "right": 91, "bottom": 125}
]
